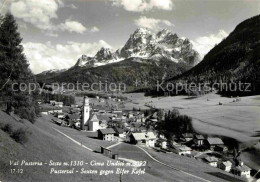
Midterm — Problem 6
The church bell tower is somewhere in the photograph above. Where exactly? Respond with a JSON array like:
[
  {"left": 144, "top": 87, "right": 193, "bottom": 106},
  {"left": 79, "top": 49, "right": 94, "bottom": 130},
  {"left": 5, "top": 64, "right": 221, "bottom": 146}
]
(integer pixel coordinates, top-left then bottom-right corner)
[{"left": 81, "top": 96, "right": 90, "bottom": 130}]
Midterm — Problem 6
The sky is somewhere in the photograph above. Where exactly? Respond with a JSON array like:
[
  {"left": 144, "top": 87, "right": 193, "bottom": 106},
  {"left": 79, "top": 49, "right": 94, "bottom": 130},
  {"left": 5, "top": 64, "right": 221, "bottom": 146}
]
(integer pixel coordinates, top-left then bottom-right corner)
[{"left": 0, "top": 0, "right": 259, "bottom": 74}]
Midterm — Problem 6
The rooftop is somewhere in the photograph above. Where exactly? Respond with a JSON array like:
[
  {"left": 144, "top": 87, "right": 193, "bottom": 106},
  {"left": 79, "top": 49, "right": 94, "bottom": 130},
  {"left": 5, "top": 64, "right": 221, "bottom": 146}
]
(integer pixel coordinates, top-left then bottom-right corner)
[
  {"left": 204, "top": 156, "right": 219, "bottom": 162},
  {"left": 194, "top": 135, "right": 204, "bottom": 140},
  {"left": 99, "top": 128, "right": 116, "bottom": 135},
  {"left": 206, "top": 137, "right": 224, "bottom": 145},
  {"left": 131, "top": 132, "right": 156, "bottom": 141},
  {"left": 182, "top": 133, "right": 194, "bottom": 138},
  {"left": 233, "top": 165, "right": 251, "bottom": 172}
]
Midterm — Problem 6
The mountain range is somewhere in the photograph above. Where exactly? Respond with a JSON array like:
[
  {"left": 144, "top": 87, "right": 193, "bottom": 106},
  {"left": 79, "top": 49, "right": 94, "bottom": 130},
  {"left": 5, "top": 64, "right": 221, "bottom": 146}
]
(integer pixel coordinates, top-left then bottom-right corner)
[
  {"left": 37, "top": 28, "right": 200, "bottom": 90},
  {"left": 74, "top": 28, "right": 200, "bottom": 68},
  {"left": 37, "top": 14, "right": 260, "bottom": 95}
]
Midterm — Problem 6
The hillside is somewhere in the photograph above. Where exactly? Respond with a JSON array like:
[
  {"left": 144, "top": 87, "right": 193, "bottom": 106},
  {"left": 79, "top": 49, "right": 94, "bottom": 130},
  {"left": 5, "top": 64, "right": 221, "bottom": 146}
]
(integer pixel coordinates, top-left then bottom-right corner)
[
  {"left": 37, "top": 57, "right": 190, "bottom": 91},
  {"left": 168, "top": 14, "right": 260, "bottom": 95},
  {"left": 0, "top": 111, "right": 162, "bottom": 182}
]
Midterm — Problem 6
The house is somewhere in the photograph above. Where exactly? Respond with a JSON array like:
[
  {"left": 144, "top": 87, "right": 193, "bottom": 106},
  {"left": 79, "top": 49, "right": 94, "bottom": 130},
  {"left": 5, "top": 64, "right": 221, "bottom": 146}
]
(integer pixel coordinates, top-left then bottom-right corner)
[
  {"left": 99, "top": 110, "right": 106, "bottom": 114},
  {"left": 134, "top": 115, "right": 144, "bottom": 123},
  {"left": 96, "top": 115, "right": 109, "bottom": 129},
  {"left": 231, "top": 163, "right": 251, "bottom": 178},
  {"left": 149, "top": 112, "right": 158, "bottom": 122},
  {"left": 52, "top": 108, "right": 63, "bottom": 113},
  {"left": 40, "top": 108, "right": 49, "bottom": 115},
  {"left": 204, "top": 137, "right": 225, "bottom": 151},
  {"left": 156, "top": 138, "right": 168, "bottom": 149},
  {"left": 113, "top": 127, "right": 126, "bottom": 138},
  {"left": 127, "top": 112, "right": 134, "bottom": 119},
  {"left": 54, "top": 112, "right": 65, "bottom": 119},
  {"left": 113, "top": 110, "right": 122, "bottom": 114},
  {"left": 202, "top": 156, "right": 219, "bottom": 167},
  {"left": 48, "top": 110, "right": 54, "bottom": 114},
  {"left": 193, "top": 135, "right": 204, "bottom": 146},
  {"left": 71, "top": 104, "right": 79, "bottom": 108},
  {"left": 127, "top": 132, "right": 156, "bottom": 147},
  {"left": 98, "top": 128, "right": 116, "bottom": 141},
  {"left": 50, "top": 100, "right": 56, "bottom": 105},
  {"left": 55, "top": 102, "right": 63, "bottom": 107},
  {"left": 67, "top": 113, "right": 81, "bottom": 122},
  {"left": 173, "top": 145, "right": 192, "bottom": 155},
  {"left": 41, "top": 111, "right": 48, "bottom": 115},
  {"left": 218, "top": 161, "right": 232, "bottom": 172},
  {"left": 70, "top": 107, "right": 81, "bottom": 114},
  {"left": 181, "top": 133, "right": 194, "bottom": 142}
]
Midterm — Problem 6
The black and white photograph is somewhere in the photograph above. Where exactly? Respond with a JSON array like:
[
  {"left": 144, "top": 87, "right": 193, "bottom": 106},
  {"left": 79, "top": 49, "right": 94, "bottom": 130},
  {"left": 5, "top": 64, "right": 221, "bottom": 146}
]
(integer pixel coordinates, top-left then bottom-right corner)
[{"left": 0, "top": 0, "right": 260, "bottom": 181}]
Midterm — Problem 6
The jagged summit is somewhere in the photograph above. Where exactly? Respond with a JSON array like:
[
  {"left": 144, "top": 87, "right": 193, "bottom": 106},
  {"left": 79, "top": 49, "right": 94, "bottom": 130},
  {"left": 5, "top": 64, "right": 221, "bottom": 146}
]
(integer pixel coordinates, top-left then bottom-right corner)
[{"left": 73, "top": 28, "right": 200, "bottom": 68}]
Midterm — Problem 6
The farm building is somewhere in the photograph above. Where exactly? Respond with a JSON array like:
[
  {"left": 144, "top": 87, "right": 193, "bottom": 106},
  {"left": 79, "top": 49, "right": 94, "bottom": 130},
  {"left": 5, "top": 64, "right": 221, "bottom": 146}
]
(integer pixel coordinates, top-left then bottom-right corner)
[
  {"left": 218, "top": 161, "right": 232, "bottom": 172},
  {"left": 127, "top": 132, "right": 156, "bottom": 147},
  {"left": 67, "top": 113, "right": 81, "bottom": 122},
  {"left": 71, "top": 104, "right": 79, "bottom": 108},
  {"left": 52, "top": 108, "right": 63, "bottom": 113},
  {"left": 231, "top": 164, "right": 251, "bottom": 178},
  {"left": 202, "top": 156, "right": 219, "bottom": 167},
  {"left": 173, "top": 145, "right": 192, "bottom": 155},
  {"left": 54, "top": 112, "right": 65, "bottom": 119},
  {"left": 156, "top": 138, "right": 168, "bottom": 149},
  {"left": 113, "top": 127, "right": 127, "bottom": 138},
  {"left": 204, "top": 137, "right": 226, "bottom": 151},
  {"left": 181, "top": 133, "right": 194, "bottom": 142},
  {"left": 41, "top": 111, "right": 48, "bottom": 115},
  {"left": 193, "top": 135, "right": 204, "bottom": 146},
  {"left": 50, "top": 100, "right": 56, "bottom": 105},
  {"left": 98, "top": 128, "right": 116, "bottom": 141}
]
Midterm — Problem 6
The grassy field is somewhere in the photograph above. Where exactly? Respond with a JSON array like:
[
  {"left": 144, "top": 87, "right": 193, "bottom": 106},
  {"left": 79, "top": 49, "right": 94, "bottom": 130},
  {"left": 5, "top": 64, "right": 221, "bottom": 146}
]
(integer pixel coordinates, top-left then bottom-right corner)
[
  {"left": 123, "top": 92, "right": 260, "bottom": 172},
  {"left": 124, "top": 92, "right": 260, "bottom": 142},
  {"left": 110, "top": 142, "right": 246, "bottom": 182}
]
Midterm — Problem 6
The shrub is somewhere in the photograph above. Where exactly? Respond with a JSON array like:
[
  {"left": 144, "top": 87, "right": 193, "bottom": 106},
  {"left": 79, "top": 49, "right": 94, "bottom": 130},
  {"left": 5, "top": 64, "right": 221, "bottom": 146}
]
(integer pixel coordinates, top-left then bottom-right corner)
[
  {"left": 1, "top": 123, "right": 13, "bottom": 134},
  {"left": 10, "top": 128, "right": 28, "bottom": 144}
]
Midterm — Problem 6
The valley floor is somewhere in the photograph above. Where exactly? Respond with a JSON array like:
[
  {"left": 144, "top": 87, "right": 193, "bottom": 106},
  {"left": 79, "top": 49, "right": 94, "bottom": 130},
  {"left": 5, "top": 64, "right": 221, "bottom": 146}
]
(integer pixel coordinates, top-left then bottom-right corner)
[{"left": 123, "top": 92, "right": 260, "bottom": 171}]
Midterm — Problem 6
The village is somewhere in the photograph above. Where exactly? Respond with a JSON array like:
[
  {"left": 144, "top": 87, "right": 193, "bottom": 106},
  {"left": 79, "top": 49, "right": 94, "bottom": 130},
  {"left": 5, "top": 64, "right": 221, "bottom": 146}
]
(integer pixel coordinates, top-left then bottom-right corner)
[{"left": 39, "top": 93, "right": 252, "bottom": 180}]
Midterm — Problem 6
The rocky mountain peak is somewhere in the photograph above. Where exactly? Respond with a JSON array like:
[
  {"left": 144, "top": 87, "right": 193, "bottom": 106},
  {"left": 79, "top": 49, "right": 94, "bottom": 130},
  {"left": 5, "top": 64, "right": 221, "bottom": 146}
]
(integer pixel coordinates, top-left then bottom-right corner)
[
  {"left": 156, "top": 28, "right": 172, "bottom": 38},
  {"left": 73, "top": 28, "right": 200, "bottom": 67},
  {"left": 95, "top": 47, "right": 114, "bottom": 61}
]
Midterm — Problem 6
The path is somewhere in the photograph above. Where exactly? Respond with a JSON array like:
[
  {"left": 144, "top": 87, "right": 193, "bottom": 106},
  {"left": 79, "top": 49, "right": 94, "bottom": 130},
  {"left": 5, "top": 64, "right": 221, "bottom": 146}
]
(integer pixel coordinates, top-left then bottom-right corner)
[
  {"left": 106, "top": 142, "right": 122, "bottom": 149},
  {"left": 136, "top": 146, "right": 211, "bottom": 182},
  {"left": 53, "top": 127, "right": 93, "bottom": 151}
]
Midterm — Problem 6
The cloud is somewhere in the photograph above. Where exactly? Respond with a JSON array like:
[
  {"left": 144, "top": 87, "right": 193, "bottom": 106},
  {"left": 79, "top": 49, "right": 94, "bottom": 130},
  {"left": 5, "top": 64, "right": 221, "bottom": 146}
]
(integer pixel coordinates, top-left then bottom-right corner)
[
  {"left": 135, "top": 16, "right": 173, "bottom": 31},
  {"left": 60, "top": 20, "right": 87, "bottom": 34},
  {"left": 111, "top": 0, "right": 173, "bottom": 12},
  {"left": 10, "top": 0, "right": 60, "bottom": 30},
  {"left": 90, "top": 26, "right": 100, "bottom": 33},
  {"left": 10, "top": 0, "right": 98, "bottom": 36},
  {"left": 23, "top": 40, "right": 112, "bottom": 74},
  {"left": 191, "top": 30, "right": 228, "bottom": 58}
]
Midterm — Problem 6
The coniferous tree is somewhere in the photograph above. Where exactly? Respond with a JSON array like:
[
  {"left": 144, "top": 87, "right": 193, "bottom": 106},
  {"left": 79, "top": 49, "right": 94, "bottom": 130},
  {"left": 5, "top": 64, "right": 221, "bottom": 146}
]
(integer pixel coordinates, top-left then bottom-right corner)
[{"left": 0, "top": 13, "right": 39, "bottom": 123}]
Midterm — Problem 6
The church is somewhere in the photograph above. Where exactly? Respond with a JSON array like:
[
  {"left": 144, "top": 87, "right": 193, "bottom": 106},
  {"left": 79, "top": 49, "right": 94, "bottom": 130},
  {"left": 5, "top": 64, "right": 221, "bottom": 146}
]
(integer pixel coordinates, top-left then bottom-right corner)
[{"left": 81, "top": 96, "right": 99, "bottom": 132}]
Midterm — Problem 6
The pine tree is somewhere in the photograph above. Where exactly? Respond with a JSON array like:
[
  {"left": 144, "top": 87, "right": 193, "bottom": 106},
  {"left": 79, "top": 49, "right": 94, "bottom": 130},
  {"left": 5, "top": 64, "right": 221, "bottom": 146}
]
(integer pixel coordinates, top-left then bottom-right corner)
[{"left": 0, "top": 13, "right": 39, "bottom": 123}]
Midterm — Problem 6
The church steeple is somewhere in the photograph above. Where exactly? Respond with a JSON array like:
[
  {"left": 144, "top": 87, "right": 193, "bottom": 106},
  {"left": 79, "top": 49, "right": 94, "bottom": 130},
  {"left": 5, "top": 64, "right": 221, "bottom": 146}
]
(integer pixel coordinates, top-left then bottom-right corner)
[{"left": 81, "top": 96, "right": 90, "bottom": 130}]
